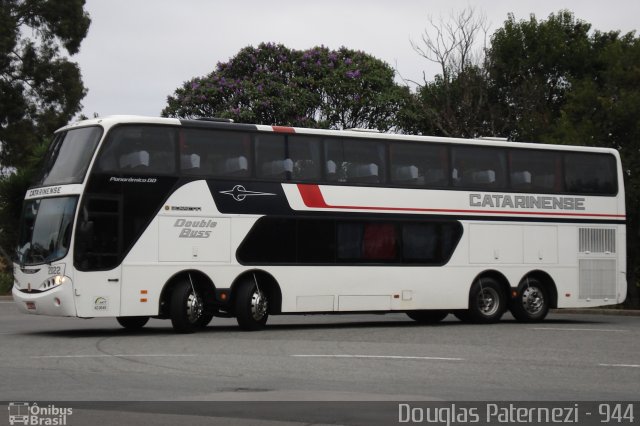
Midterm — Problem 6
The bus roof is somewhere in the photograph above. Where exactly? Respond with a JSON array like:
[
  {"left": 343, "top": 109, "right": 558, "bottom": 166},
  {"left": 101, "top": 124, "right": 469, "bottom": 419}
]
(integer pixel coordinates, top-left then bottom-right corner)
[{"left": 59, "top": 115, "right": 619, "bottom": 156}]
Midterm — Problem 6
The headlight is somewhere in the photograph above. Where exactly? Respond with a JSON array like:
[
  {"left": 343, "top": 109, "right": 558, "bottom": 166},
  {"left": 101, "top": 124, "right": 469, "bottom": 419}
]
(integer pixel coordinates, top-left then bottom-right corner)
[{"left": 41, "top": 275, "right": 68, "bottom": 290}]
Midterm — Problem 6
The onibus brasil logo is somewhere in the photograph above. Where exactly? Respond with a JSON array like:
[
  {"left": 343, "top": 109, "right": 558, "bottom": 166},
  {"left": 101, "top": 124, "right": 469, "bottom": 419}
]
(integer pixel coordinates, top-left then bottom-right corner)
[{"left": 8, "top": 402, "right": 73, "bottom": 425}]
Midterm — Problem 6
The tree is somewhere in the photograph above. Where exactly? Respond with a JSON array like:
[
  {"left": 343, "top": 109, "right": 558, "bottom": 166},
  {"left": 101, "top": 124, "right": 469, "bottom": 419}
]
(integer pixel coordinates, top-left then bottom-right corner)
[
  {"left": 487, "top": 10, "right": 593, "bottom": 141},
  {"left": 402, "top": 65, "right": 495, "bottom": 138},
  {"left": 0, "top": 143, "right": 45, "bottom": 266},
  {"left": 0, "top": 0, "right": 90, "bottom": 171},
  {"left": 545, "top": 31, "right": 640, "bottom": 307},
  {"left": 0, "top": 0, "right": 90, "bottom": 281},
  {"left": 162, "top": 43, "right": 410, "bottom": 131},
  {"left": 410, "top": 6, "right": 489, "bottom": 84},
  {"left": 402, "top": 7, "right": 494, "bottom": 138}
]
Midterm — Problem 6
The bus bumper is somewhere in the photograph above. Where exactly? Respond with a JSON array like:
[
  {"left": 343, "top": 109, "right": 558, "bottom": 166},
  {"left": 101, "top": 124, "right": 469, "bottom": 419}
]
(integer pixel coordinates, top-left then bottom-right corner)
[{"left": 12, "top": 281, "right": 77, "bottom": 317}]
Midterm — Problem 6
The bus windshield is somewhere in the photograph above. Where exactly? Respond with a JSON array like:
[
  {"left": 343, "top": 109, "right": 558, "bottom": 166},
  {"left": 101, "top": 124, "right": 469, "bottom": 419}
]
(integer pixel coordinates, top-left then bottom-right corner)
[
  {"left": 16, "top": 196, "right": 78, "bottom": 266},
  {"left": 35, "top": 126, "right": 103, "bottom": 187}
]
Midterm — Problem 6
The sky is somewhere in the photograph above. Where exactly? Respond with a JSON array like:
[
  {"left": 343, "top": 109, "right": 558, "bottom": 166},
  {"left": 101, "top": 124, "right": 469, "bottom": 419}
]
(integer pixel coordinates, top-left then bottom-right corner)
[{"left": 73, "top": 0, "right": 640, "bottom": 119}]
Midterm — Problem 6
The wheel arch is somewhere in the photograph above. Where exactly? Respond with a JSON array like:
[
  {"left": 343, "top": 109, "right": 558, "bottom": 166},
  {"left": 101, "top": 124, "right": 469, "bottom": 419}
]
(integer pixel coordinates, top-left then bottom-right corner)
[
  {"left": 230, "top": 269, "right": 282, "bottom": 315},
  {"left": 158, "top": 269, "right": 215, "bottom": 318},
  {"left": 518, "top": 270, "right": 558, "bottom": 309}
]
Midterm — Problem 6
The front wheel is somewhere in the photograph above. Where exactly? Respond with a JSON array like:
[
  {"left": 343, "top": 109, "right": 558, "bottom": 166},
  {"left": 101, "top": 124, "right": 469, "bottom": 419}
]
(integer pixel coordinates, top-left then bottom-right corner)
[
  {"left": 117, "top": 316, "right": 149, "bottom": 330},
  {"left": 465, "top": 277, "right": 506, "bottom": 324},
  {"left": 170, "top": 279, "right": 205, "bottom": 333},
  {"left": 510, "top": 278, "right": 550, "bottom": 322},
  {"left": 235, "top": 279, "right": 269, "bottom": 331}
]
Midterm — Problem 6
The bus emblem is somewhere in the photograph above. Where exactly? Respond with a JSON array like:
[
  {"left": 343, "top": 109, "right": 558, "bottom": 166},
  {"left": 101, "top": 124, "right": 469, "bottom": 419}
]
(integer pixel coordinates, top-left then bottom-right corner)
[{"left": 220, "top": 185, "right": 276, "bottom": 202}]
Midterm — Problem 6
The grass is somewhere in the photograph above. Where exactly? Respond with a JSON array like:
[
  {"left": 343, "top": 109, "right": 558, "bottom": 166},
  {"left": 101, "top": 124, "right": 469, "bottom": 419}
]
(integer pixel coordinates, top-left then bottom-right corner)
[{"left": 0, "top": 271, "right": 12, "bottom": 295}]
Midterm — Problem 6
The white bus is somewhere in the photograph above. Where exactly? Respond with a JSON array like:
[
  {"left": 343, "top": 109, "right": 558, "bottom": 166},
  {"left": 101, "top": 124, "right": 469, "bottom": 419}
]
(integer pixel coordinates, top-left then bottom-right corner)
[{"left": 12, "top": 116, "right": 626, "bottom": 332}]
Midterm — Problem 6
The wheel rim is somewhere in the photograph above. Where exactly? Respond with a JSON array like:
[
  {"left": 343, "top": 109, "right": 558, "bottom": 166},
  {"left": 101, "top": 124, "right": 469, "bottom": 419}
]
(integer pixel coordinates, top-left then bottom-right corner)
[
  {"left": 250, "top": 287, "right": 268, "bottom": 321},
  {"left": 186, "top": 291, "right": 203, "bottom": 324},
  {"left": 477, "top": 287, "right": 500, "bottom": 317},
  {"left": 522, "top": 286, "right": 544, "bottom": 315}
]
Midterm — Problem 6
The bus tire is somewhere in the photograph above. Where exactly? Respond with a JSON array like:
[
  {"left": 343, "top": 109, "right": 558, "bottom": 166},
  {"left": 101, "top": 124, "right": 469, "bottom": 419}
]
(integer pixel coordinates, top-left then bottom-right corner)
[
  {"left": 198, "top": 313, "right": 214, "bottom": 328},
  {"left": 170, "top": 279, "right": 205, "bottom": 334},
  {"left": 116, "top": 316, "right": 149, "bottom": 330},
  {"left": 235, "top": 279, "right": 269, "bottom": 331},
  {"left": 510, "top": 278, "right": 550, "bottom": 322},
  {"left": 466, "top": 277, "right": 506, "bottom": 324},
  {"left": 407, "top": 310, "right": 448, "bottom": 324}
]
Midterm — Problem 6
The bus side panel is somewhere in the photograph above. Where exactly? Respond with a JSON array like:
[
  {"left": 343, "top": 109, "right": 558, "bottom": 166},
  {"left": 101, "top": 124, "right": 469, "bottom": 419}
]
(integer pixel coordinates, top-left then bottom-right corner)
[{"left": 270, "top": 266, "right": 474, "bottom": 312}]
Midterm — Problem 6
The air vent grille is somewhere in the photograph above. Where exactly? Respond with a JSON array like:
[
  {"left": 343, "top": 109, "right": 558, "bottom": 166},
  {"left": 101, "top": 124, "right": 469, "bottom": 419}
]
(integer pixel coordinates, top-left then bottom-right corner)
[
  {"left": 578, "top": 259, "right": 617, "bottom": 299},
  {"left": 579, "top": 228, "right": 615, "bottom": 253}
]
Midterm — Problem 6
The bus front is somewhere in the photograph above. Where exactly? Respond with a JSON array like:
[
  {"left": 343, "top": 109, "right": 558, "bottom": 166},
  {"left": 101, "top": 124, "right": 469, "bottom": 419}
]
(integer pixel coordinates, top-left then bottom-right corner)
[{"left": 12, "top": 124, "right": 102, "bottom": 317}]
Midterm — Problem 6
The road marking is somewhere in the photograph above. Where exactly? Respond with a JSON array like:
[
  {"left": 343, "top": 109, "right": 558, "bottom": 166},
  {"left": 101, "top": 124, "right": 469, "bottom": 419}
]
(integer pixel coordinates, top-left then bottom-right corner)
[
  {"left": 291, "top": 354, "right": 464, "bottom": 361},
  {"left": 31, "top": 354, "right": 197, "bottom": 359},
  {"left": 598, "top": 363, "right": 640, "bottom": 368},
  {"left": 530, "top": 327, "right": 628, "bottom": 332}
]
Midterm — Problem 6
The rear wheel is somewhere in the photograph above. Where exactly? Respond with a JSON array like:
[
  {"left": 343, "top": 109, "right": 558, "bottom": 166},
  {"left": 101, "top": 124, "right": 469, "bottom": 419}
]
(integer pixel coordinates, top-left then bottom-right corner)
[
  {"left": 116, "top": 316, "right": 149, "bottom": 330},
  {"left": 464, "top": 277, "right": 506, "bottom": 324},
  {"left": 170, "top": 279, "right": 205, "bottom": 333},
  {"left": 510, "top": 278, "right": 550, "bottom": 322},
  {"left": 198, "top": 313, "right": 215, "bottom": 328},
  {"left": 235, "top": 279, "right": 269, "bottom": 331},
  {"left": 407, "top": 310, "right": 448, "bottom": 324}
]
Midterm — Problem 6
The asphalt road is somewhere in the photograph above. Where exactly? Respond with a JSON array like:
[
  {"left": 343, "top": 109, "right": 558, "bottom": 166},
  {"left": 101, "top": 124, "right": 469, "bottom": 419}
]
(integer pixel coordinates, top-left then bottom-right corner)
[{"left": 1, "top": 300, "right": 638, "bottom": 425}]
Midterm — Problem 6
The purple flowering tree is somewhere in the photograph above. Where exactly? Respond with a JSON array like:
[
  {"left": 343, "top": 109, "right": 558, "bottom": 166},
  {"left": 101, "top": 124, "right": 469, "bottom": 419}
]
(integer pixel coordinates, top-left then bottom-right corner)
[{"left": 162, "top": 43, "right": 409, "bottom": 131}]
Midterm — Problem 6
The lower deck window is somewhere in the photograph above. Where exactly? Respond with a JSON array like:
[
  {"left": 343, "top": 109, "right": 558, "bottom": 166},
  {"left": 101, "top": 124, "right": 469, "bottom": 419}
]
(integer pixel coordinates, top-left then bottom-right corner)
[{"left": 237, "top": 217, "right": 462, "bottom": 265}]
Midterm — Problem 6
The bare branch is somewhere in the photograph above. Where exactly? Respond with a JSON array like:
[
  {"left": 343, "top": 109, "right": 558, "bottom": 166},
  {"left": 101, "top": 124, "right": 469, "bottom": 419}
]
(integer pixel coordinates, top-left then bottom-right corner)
[{"left": 411, "top": 6, "right": 489, "bottom": 84}]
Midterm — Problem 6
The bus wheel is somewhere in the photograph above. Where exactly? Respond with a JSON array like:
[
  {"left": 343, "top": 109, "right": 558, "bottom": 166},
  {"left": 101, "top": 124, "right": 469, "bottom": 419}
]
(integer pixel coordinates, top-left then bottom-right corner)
[
  {"left": 466, "top": 277, "right": 506, "bottom": 323},
  {"left": 510, "top": 278, "right": 549, "bottom": 322},
  {"left": 116, "top": 316, "right": 149, "bottom": 330},
  {"left": 235, "top": 279, "right": 269, "bottom": 331},
  {"left": 198, "top": 313, "right": 214, "bottom": 328},
  {"left": 170, "top": 279, "right": 204, "bottom": 333},
  {"left": 407, "top": 310, "right": 448, "bottom": 324}
]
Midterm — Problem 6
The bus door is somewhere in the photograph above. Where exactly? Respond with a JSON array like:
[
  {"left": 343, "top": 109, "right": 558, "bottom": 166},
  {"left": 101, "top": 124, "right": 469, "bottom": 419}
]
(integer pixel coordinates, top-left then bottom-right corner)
[
  {"left": 73, "top": 268, "right": 122, "bottom": 318},
  {"left": 72, "top": 194, "right": 123, "bottom": 318}
]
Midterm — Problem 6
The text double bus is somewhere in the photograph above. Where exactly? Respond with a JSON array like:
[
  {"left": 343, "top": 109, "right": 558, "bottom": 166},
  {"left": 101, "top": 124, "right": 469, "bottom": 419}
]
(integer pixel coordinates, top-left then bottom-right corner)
[{"left": 13, "top": 116, "right": 626, "bottom": 332}]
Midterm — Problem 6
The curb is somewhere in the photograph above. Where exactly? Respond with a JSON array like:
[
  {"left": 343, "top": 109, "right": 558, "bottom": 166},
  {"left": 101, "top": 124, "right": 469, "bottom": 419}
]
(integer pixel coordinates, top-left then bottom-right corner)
[
  {"left": 551, "top": 308, "right": 640, "bottom": 317},
  {"left": 0, "top": 295, "right": 13, "bottom": 301}
]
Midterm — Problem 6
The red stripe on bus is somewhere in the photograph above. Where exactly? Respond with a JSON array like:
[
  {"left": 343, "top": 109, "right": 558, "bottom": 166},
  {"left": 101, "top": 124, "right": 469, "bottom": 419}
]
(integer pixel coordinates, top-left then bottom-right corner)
[
  {"left": 298, "top": 184, "right": 330, "bottom": 208},
  {"left": 295, "top": 184, "right": 626, "bottom": 219},
  {"left": 272, "top": 126, "right": 296, "bottom": 134}
]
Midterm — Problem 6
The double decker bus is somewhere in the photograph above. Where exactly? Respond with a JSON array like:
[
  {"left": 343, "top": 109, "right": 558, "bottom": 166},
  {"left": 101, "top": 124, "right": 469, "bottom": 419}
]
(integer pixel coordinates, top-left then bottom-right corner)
[{"left": 12, "top": 116, "right": 626, "bottom": 332}]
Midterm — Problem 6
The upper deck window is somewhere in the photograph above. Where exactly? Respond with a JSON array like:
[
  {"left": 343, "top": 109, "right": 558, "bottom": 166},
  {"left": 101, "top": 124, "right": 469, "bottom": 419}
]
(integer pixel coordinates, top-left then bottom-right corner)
[
  {"left": 509, "top": 150, "right": 562, "bottom": 193},
  {"left": 36, "top": 126, "right": 102, "bottom": 186},
  {"left": 180, "top": 128, "right": 251, "bottom": 177},
  {"left": 325, "top": 138, "right": 386, "bottom": 184},
  {"left": 254, "top": 134, "right": 322, "bottom": 181},
  {"left": 564, "top": 152, "right": 617, "bottom": 195},
  {"left": 389, "top": 142, "right": 449, "bottom": 187},
  {"left": 451, "top": 145, "right": 507, "bottom": 190},
  {"left": 96, "top": 126, "right": 177, "bottom": 175}
]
